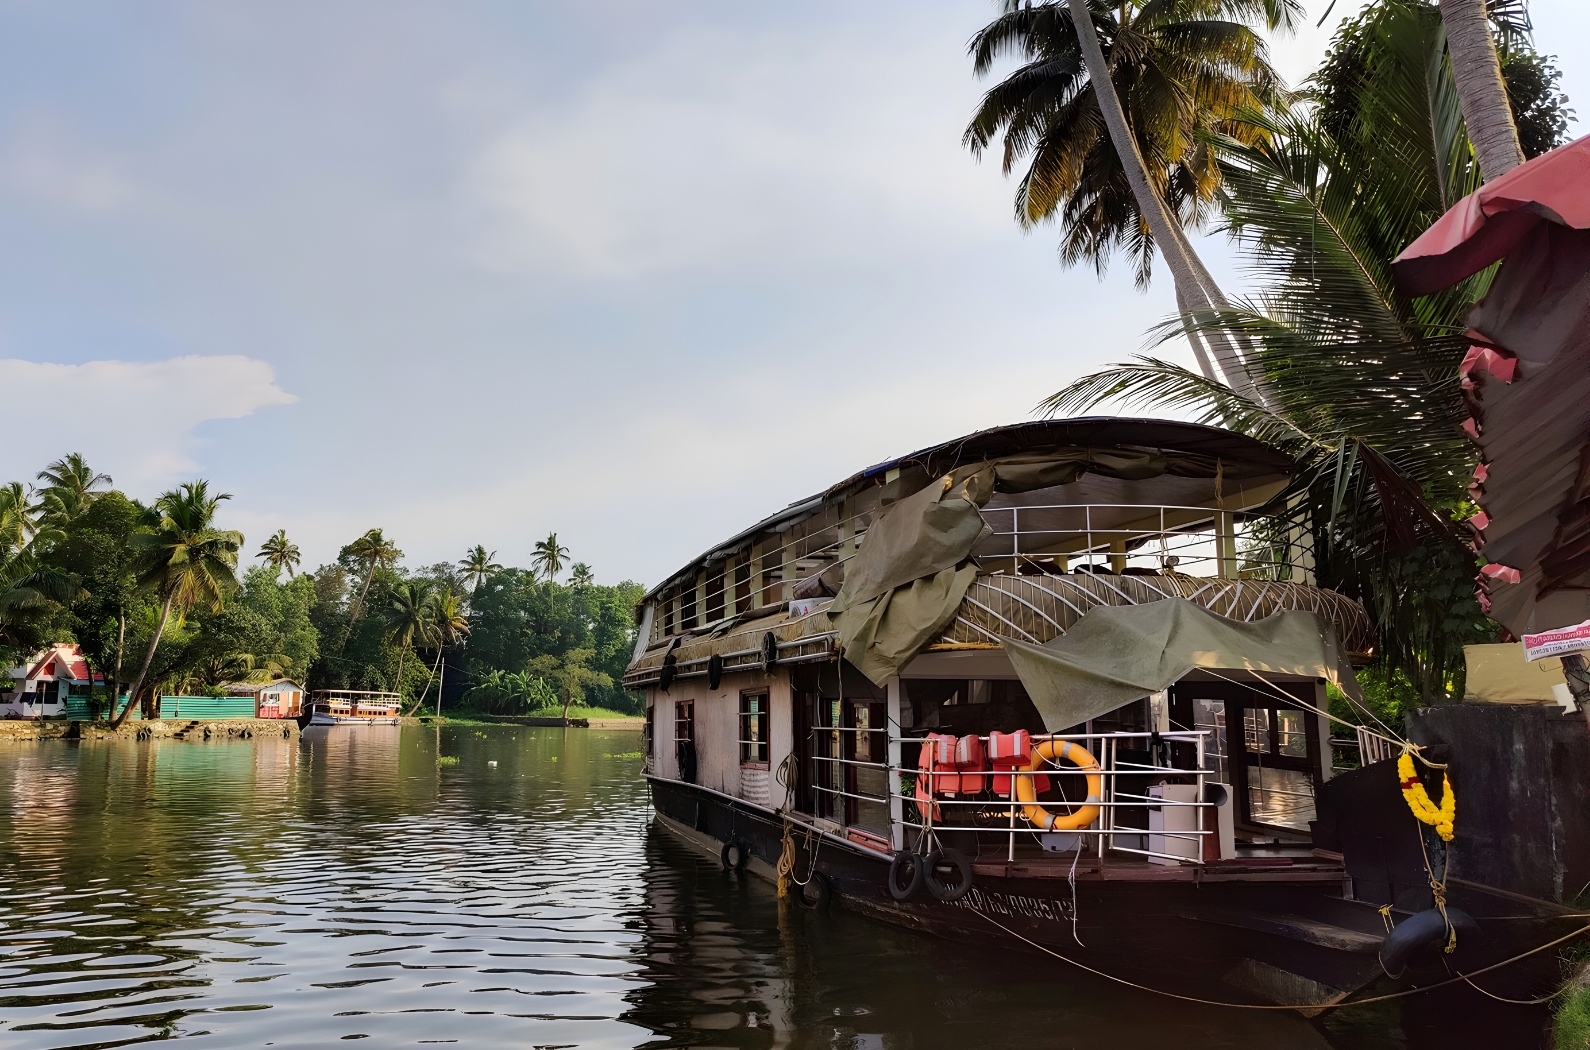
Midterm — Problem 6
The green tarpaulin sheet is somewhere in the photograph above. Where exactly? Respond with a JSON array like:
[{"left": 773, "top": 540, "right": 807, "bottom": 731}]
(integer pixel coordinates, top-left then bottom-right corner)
[
  {"left": 1003, "top": 599, "right": 1362, "bottom": 731},
  {"left": 829, "top": 448, "right": 1232, "bottom": 686}
]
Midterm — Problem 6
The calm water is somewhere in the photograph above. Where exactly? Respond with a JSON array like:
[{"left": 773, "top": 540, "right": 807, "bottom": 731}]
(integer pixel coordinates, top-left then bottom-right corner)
[{"left": 0, "top": 725, "right": 1401, "bottom": 1049}]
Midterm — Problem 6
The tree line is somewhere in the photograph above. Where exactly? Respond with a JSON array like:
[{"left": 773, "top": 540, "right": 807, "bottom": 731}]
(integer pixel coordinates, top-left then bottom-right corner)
[
  {"left": 965, "top": 0, "right": 1570, "bottom": 709},
  {"left": 0, "top": 457, "right": 644, "bottom": 720}
]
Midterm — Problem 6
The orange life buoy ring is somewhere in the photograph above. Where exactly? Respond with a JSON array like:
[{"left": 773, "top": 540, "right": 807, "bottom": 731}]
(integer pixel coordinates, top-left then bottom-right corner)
[{"left": 1015, "top": 739, "right": 1103, "bottom": 831}]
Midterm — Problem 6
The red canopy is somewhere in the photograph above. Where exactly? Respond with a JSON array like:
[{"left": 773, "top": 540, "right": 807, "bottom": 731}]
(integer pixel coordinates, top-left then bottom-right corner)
[
  {"left": 1395, "top": 134, "right": 1590, "bottom": 638},
  {"left": 1394, "top": 133, "right": 1590, "bottom": 295}
]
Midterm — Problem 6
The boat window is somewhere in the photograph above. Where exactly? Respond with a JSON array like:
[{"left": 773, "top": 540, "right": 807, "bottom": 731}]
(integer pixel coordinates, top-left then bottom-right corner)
[
  {"left": 739, "top": 692, "right": 768, "bottom": 766},
  {"left": 644, "top": 704, "right": 654, "bottom": 756},
  {"left": 734, "top": 559, "right": 752, "bottom": 608},
  {"left": 706, "top": 564, "right": 726, "bottom": 622},
  {"left": 674, "top": 700, "right": 694, "bottom": 746},
  {"left": 662, "top": 597, "right": 674, "bottom": 636},
  {"left": 682, "top": 584, "right": 698, "bottom": 629}
]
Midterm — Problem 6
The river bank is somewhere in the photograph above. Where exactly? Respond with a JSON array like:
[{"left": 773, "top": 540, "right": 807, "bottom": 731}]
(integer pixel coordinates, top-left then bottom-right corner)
[{"left": 0, "top": 717, "right": 299, "bottom": 742}]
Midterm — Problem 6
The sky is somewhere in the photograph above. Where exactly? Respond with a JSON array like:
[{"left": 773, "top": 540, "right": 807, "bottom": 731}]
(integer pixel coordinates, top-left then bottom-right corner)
[{"left": 0, "top": 1, "right": 1584, "bottom": 588}]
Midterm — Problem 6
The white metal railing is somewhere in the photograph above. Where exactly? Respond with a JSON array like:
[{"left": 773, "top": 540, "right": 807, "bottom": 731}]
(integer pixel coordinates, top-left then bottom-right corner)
[
  {"left": 805, "top": 728, "right": 1221, "bottom": 866},
  {"left": 649, "top": 500, "right": 1313, "bottom": 647},
  {"left": 975, "top": 503, "right": 1312, "bottom": 581}
]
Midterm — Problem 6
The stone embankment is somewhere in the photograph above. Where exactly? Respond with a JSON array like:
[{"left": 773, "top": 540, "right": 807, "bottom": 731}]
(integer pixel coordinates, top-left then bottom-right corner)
[{"left": 0, "top": 718, "right": 298, "bottom": 742}]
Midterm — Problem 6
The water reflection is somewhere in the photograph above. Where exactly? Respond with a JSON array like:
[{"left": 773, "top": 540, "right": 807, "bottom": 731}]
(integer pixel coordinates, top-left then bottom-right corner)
[{"left": 0, "top": 727, "right": 1396, "bottom": 1049}]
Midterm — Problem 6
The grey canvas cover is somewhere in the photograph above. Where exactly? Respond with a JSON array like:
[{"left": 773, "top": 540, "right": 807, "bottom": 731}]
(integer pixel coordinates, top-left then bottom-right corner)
[{"left": 1003, "top": 599, "right": 1362, "bottom": 731}]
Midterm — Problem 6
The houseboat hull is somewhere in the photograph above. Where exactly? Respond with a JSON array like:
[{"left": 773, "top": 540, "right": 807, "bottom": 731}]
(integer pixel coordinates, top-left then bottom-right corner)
[
  {"left": 306, "top": 712, "right": 402, "bottom": 726},
  {"left": 649, "top": 775, "right": 1579, "bottom": 1019},
  {"left": 648, "top": 775, "right": 1394, "bottom": 1008}
]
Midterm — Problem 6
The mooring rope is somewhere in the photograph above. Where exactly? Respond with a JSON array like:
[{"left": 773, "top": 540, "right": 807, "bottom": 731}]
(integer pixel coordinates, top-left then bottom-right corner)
[{"left": 969, "top": 906, "right": 1590, "bottom": 1011}]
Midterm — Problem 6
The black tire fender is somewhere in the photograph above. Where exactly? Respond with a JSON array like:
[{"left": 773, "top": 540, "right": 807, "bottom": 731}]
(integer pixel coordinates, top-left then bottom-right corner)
[
  {"left": 720, "top": 838, "right": 749, "bottom": 873},
  {"left": 924, "top": 847, "right": 973, "bottom": 902},
  {"left": 888, "top": 852, "right": 926, "bottom": 902},
  {"left": 798, "top": 870, "right": 833, "bottom": 911},
  {"left": 1380, "top": 906, "right": 1480, "bottom": 978}
]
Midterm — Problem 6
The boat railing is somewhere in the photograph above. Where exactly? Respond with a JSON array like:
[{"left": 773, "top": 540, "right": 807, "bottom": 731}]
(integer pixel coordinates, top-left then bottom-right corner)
[
  {"left": 1329, "top": 724, "right": 1401, "bottom": 775},
  {"left": 809, "top": 727, "right": 1221, "bottom": 866},
  {"left": 974, "top": 503, "right": 1313, "bottom": 581}
]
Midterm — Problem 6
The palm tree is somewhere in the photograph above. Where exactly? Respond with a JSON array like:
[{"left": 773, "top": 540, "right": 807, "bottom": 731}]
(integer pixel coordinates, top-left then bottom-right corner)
[
  {"left": 967, "top": 0, "right": 1299, "bottom": 394},
  {"left": 36, "top": 453, "right": 111, "bottom": 526},
  {"left": 257, "top": 529, "right": 302, "bottom": 578},
  {"left": 569, "top": 562, "right": 594, "bottom": 586},
  {"left": 346, "top": 528, "right": 402, "bottom": 621},
  {"left": 408, "top": 591, "right": 470, "bottom": 716},
  {"left": 459, "top": 545, "right": 502, "bottom": 592},
  {"left": 1437, "top": 0, "right": 1523, "bottom": 180},
  {"left": 385, "top": 579, "right": 436, "bottom": 697},
  {"left": 0, "top": 482, "right": 36, "bottom": 553},
  {"left": 531, "top": 532, "right": 569, "bottom": 582},
  {"left": 0, "top": 524, "right": 79, "bottom": 653},
  {"left": 111, "top": 481, "right": 242, "bottom": 728},
  {"left": 1040, "top": 28, "right": 1506, "bottom": 701}
]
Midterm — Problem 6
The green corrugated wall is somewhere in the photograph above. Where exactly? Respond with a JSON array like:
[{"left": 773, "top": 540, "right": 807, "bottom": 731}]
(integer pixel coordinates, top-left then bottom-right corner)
[
  {"left": 65, "top": 696, "right": 137, "bottom": 720},
  {"left": 157, "top": 696, "right": 258, "bottom": 719}
]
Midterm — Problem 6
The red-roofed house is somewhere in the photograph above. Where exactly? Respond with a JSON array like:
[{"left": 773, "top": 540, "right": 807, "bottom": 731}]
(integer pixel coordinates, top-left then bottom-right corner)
[{"left": 2, "top": 644, "right": 95, "bottom": 719}]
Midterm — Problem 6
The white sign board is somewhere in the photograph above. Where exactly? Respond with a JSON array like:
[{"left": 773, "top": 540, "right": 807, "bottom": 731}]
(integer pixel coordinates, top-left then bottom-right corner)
[{"left": 1521, "top": 619, "right": 1590, "bottom": 662}]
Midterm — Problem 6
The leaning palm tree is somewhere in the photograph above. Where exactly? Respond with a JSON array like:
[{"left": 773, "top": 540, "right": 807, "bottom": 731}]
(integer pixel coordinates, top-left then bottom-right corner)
[
  {"left": 531, "top": 532, "right": 569, "bottom": 582},
  {"left": 1041, "top": 45, "right": 1504, "bottom": 700},
  {"left": 111, "top": 481, "right": 243, "bottom": 728},
  {"left": 459, "top": 545, "right": 502, "bottom": 592},
  {"left": 346, "top": 528, "right": 402, "bottom": 621},
  {"left": 385, "top": 579, "right": 436, "bottom": 696},
  {"left": 967, "top": 0, "right": 1300, "bottom": 394},
  {"left": 1437, "top": 0, "right": 1524, "bottom": 180},
  {"left": 257, "top": 529, "right": 302, "bottom": 578}
]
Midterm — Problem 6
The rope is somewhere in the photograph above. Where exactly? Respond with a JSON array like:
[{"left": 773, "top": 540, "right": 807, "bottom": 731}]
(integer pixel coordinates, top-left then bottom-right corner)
[{"left": 969, "top": 906, "right": 1590, "bottom": 1011}]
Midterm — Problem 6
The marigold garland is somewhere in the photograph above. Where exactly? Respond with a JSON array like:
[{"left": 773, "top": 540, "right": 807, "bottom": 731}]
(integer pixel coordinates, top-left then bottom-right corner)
[{"left": 1397, "top": 752, "right": 1455, "bottom": 842}]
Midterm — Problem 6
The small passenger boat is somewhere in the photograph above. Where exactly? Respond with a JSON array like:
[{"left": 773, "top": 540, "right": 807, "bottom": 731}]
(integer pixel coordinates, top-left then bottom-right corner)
[
  {"left": 303, "top": 690, "right": 402, "bottom": 727},
  {"left": 625, "top": 418, "right": 1578, "bottom": 1016}
]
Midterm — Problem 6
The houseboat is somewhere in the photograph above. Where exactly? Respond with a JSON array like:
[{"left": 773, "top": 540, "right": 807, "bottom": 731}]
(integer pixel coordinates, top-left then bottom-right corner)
[
  {"left": 302, "top": 690, "right": 402, "bottom": 727},
  {"left": 625, "top": 418, "right": 1577, "bottom": 1016}
]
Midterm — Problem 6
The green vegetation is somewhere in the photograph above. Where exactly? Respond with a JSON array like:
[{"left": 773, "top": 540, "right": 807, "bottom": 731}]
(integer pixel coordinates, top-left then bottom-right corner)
[
  {"left": 0, "top": 455, "right": 646, "bottom": 719},
  {"left": 1556, "top": 976, "right": 1590, "bottom": 1050},
  {"left": 986, "top": 0, "right": 1572, "bottom": 715}
]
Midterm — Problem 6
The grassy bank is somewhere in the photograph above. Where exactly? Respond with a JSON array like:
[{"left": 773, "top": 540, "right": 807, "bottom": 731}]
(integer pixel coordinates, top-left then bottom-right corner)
[{"left": 1557, "top": 955, "right": 1590, "bottom": 1050}]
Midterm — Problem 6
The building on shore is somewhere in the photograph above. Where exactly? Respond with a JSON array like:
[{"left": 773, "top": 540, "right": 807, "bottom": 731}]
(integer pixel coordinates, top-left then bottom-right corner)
[{"left": 1, "top": 644, "right": 98, "bottom": 719}]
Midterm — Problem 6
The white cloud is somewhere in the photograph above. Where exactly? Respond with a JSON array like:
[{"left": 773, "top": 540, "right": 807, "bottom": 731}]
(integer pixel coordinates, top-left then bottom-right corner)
[
  {"left": 0, "top": 356, "right": 296, "bottom": 490},
  {"left": 461, "top": 26, "right": 1005, "bottom": 278}
]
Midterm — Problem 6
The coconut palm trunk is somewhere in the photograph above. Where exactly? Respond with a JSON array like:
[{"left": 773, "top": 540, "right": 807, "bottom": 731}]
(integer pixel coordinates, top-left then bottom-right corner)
[
  {"left": 110, "top": 592, "right": 175, "bottom": 729},
  {"left": 1064, "top": 0, "right": 1260, "bottom": 400},
  {"left": 1437, "top": 0, "right": 1524, "bottom": 181}
]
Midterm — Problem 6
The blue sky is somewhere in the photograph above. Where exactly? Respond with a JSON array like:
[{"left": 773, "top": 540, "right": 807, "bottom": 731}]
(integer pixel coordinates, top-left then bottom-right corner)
[{"left": 0, "top": 1, "right": 1584, "bottom": 587}]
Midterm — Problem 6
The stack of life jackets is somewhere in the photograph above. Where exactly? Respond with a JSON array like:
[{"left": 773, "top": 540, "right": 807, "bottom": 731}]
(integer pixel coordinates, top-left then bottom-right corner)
[
  {"left": 988, "top": 729, "right": 1051, "bottom": 798},
  {"left": 913, "top": 733, "right": 991, "bottom": 820}
]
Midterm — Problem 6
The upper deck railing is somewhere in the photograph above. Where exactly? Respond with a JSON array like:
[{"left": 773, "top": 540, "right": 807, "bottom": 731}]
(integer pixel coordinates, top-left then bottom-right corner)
[{"left": 972, "top": 503, "right": 1313, "bottom": 582}]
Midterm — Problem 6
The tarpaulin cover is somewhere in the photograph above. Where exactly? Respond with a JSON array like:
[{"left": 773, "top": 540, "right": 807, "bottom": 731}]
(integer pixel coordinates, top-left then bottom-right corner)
[
  {"left": 1393, "top": 133, "right": 1590, "bottom": 295},
  {"left": 1002, "top": 599, "right": 1362, "bottom": 731},
  {"left": 1389, "top": 134, "right": 1590, "bottom": 636},
  {"left": 833, "top": 563, "right": 980, "bottom": 685},
  {"left": 830, "top": 447, "right": 1186, "bottom": 684}
]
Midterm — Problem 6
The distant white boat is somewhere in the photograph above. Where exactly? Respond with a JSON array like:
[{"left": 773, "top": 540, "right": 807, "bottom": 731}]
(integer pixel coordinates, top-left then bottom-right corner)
[{"left": 302, "top": 690, "right": 402, "bottom": 727}]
